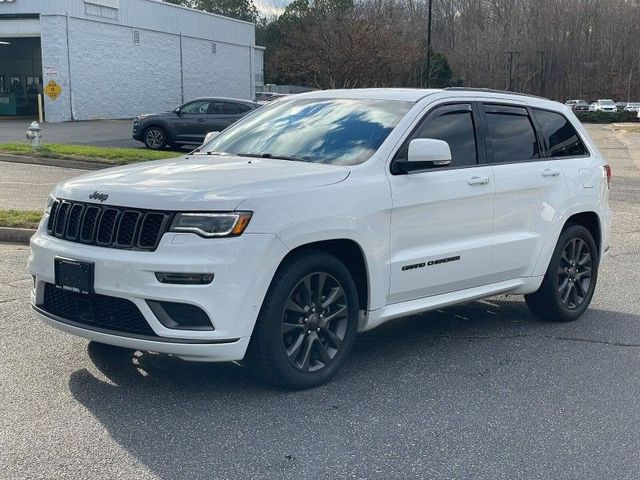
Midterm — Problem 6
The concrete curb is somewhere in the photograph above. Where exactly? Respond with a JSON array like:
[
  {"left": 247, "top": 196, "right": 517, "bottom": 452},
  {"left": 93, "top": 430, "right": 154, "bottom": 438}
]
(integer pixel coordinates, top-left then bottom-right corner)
[
  {"left": 0, "top": 227, "right": 36, "bottom": 245},
  {"left": 0, "top": 153, "right": 109, "bottom": 171}
]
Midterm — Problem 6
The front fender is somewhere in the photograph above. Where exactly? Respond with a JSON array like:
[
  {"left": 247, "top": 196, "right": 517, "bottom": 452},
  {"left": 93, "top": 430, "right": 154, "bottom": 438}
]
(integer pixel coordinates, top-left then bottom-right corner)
[{"left": 275, "top": 217, "right": 389, "bottom": 311}]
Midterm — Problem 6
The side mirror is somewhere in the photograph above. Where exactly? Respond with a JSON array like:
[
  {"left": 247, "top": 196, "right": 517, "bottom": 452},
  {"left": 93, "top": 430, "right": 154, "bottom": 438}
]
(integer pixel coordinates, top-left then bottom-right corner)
[
  {"left": 394, "top": 138, "right": 452, "bottom": 174},
  {"left": 203, "top": 131, "right": 220, "bottom": 145},
  {"left": 174, "top": 107, "right": 182, "bottom": 116}
]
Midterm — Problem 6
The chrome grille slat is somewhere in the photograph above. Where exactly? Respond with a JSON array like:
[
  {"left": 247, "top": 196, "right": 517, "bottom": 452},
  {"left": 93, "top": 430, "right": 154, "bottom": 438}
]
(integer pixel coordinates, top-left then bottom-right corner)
[
  {"left": 45, "top": 199, "right": 170, "bottom": 251},
  {"left": 116, "top": 211, "right": 142, "bottom": 248},
  {"left": 80, "top": 206, "right": 101, "bottom": 243},
  {"left": 66, "top": 204, "right": 84, "bottom": 240},
  {"left": 138, "top": 213, "right": 169, "bottom": 250},
  {"left": 46, "top": 201, "right": 60, "bottom": 233},
  {"left": 54, "top": 201, "right": 71, "bottom": 237},
  {"left": 96, "top": 208, "right": 120, "bottom": 245}
]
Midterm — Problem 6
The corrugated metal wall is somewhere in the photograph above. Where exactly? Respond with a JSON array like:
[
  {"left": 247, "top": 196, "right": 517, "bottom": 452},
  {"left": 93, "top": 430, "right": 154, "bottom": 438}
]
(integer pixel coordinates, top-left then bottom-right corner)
[{"left": 0, "top": 0, "right": 255, "bottom": 46}]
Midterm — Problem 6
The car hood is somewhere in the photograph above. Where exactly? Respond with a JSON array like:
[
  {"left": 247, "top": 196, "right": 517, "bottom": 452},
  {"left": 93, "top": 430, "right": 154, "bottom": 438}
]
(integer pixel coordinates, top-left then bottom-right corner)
[
  {"left": 136, "top": 112, "right": 173, "bottom": 120},
  {"left": 54, "top": 155, "right": 351, "bottom": 211}
]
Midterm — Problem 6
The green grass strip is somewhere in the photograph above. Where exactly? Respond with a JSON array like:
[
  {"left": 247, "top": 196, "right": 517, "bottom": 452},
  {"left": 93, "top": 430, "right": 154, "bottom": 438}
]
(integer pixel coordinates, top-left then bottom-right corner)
[
  {"left": 0, "top": 210, "right": 43, "bottom": 229},
  {"left": 0, "top": 143, "right": 180, "bottom": 165}
]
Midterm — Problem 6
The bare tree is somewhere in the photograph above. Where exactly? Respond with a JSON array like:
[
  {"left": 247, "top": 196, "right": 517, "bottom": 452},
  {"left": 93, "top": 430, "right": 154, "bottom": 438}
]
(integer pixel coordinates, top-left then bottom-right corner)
[{"left": 261, "top": 0, "right": 640, "bottom": 100}]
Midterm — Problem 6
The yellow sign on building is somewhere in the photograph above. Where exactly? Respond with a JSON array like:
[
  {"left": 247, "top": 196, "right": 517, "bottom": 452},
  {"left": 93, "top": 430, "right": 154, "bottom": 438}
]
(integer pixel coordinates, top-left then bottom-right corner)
[{"left": 44, "top": 80, "right": 62, "bottom": 100}]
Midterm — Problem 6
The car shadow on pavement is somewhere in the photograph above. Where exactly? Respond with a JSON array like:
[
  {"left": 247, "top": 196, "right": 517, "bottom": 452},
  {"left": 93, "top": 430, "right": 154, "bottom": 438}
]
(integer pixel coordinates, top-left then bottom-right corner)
[{"left": 67, "top": 297, "right": 640, "bottom": 479}]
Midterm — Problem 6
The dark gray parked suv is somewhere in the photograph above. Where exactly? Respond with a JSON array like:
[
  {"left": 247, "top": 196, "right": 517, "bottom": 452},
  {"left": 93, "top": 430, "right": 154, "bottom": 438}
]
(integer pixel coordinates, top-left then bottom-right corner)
[{"left": 133, "top": 97, "right": 259, "bottom": 150}]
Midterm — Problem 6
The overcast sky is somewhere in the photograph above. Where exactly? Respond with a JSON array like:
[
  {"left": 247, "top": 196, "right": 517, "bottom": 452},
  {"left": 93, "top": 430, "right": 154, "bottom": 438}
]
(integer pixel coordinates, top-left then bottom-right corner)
[{"left": 254, "top": 0, "right": 290, "bottom": 16}]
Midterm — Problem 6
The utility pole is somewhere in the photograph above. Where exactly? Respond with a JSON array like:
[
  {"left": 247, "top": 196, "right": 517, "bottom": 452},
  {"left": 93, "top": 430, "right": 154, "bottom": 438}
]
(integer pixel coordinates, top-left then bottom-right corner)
[
  {"left": 537, "top": 50, "right": 545, "bottom": 97},
  {"left": 505, "top": 51, "right": 518, "bottom": 91},
  {"left": 425, "top": 0, "right": 433, "bottom": 88},
  {"left": 628, "top": 60, "right": 636, "bottom": 103}
]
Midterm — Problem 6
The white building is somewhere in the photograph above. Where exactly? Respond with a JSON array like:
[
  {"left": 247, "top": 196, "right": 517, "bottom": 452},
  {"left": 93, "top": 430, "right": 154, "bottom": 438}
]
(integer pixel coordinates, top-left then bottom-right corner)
[{"left": 0, "top": 0, "right": 264, "bottom": 122}]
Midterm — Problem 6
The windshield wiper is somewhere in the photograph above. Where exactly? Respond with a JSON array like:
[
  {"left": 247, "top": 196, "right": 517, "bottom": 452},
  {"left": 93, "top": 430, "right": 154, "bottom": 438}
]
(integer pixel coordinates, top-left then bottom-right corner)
[{"left": 236, "top": 152, "right": 306, "bottom": 162}]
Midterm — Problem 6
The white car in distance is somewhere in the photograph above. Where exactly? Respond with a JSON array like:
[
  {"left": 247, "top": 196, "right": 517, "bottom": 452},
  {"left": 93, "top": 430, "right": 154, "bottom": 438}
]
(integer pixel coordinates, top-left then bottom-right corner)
[
  {"left": 623, "top": 102, "right": 640, "bottom": 113},
  {"left": 593, "top": 99, "right": 618, "bottom": 112},
  {"left": 29, "top": 88, "right": 613, "bottom": 388}
]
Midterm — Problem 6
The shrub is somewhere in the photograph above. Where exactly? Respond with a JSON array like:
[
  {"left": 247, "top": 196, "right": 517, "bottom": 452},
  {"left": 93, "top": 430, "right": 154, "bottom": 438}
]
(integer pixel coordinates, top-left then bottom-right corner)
[{"left": 575, "top": 111, "right": 638, "bottom": 123}]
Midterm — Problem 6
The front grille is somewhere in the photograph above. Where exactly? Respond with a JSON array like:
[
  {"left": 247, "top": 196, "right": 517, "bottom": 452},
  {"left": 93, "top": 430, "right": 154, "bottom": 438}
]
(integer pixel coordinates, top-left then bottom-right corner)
[
  {"left": 46, "top": 199, "right": 172, "bottom": 251},
  {"left": 42, "top": 283, "right": 157, "bottom": 337}
]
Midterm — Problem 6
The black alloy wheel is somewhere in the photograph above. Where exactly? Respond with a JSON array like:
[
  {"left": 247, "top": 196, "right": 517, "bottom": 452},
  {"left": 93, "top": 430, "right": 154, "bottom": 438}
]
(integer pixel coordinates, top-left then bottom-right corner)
[
  {"left": 557, "top": 237, "right": 593, "bottom": 309},
  {"left": 246, "top": 251, "right": 359, "bottom": 389},
  {"left": 525, "top": 224, "right": 599, "bottom": 322},
  {"left": 143, "top": 127, "right": 167, "bottom": 150},
  {"left": 282, "top": 272, "right": 349, "bottom": 373}
]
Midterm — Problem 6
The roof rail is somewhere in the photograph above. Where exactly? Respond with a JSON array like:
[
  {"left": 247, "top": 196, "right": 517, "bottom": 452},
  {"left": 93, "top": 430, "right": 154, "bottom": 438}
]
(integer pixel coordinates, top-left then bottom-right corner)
[{"left": 443, "top": 87, "right": 549, "bottom": 101}]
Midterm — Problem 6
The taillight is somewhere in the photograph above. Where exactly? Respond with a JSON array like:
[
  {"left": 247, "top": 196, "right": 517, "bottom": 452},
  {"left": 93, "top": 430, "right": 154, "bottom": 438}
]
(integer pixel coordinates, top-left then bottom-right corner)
[{"left": 603, "top": 164, "right": 612, "bottom": 188}]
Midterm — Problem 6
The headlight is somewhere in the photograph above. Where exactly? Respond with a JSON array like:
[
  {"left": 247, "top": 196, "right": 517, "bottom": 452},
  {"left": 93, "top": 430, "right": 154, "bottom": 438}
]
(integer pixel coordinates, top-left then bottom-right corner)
[
  {"left": 44, "top": 195, "right": 55, "bottom": 215},
  {"left": 169, "top": 212, "right": 252, "bottom": 238}
]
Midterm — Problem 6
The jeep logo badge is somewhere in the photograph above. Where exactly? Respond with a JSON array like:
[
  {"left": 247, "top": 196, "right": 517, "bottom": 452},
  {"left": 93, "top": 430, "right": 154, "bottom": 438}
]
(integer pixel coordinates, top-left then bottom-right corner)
[{"left": 89, "top": 191, "right": 109, "bottom": 203}]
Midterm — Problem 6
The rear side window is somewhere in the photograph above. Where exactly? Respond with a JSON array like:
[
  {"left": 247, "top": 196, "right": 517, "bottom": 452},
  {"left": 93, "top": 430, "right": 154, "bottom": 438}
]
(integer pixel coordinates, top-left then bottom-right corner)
[
  {"left": 484, "top": 105, "right": 539, "bottom": 163},
  {"left": 398, "top": 104, "right": 477, "bottom": 167},
  {"left": 210, "top": 102, "right": 240, "bottom": 114},
  {"left": 236, "top": 104, "right": 252, "bottom": 113},
  {"left": 532, "top": 109, "right": 588, "bottom": 158}
]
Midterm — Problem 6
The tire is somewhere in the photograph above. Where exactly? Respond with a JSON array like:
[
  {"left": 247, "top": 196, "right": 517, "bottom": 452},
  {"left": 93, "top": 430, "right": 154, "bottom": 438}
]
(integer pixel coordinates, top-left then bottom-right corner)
[
  {"left": 525, "top": 224, "right": 599, "bottom": 322},
  {"left": 245, "top": 250, "right": 359, "bottom": 389},
  {"left": 143, "top": 126, "right": 168, "bottom": 150}
]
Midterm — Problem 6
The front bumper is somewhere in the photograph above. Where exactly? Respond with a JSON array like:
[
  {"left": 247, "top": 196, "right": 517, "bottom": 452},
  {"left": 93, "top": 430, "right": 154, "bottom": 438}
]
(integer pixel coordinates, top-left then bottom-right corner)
[
  {"left": 28, "top": 223, "right": 288, "bottom": 362},
  {"left": 32, "top": 305, "right": 250, "bottom": 361}
]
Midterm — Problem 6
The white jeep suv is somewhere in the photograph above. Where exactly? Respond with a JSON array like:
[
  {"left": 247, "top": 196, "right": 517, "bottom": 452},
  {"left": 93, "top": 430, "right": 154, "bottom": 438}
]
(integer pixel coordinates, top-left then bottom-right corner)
[{"left": 29, "top": 88, "right": 612, "bottom": 388}]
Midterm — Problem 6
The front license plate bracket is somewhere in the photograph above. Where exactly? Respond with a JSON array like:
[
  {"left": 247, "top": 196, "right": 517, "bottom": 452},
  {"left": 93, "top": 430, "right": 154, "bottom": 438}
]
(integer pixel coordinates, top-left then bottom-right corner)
[{"left": 54, "top": 257, "right": 94, "bottom": 295}]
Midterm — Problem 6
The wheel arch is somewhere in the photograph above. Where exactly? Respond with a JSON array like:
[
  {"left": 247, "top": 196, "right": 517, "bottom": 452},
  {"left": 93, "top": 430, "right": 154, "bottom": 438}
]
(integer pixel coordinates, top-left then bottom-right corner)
[
  {"left": 564, "top": 211, "right": 601, "bottom": 255},
  {"left": 532, "top": 208, "right": 603, "bottom": 278},
  {"left": 276, "top": 238, "right": 370, "bottom": 312}
]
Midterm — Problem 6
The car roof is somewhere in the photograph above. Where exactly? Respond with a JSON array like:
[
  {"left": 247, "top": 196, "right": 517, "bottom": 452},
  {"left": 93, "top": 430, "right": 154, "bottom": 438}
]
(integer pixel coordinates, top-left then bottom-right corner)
[
  {"left": 190, "top": 97, "right": 258, "bottom": 105},
  {"left": 291, "top": 87, "right": 566, "bottom": 111},
  {"left": 297, "top": 88, "right": 442, "bottom": 102}
]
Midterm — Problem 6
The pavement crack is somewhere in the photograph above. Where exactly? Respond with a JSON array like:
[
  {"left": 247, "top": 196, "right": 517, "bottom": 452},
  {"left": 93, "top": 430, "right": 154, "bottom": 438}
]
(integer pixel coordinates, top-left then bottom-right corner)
[
  {"left": 434, "top": 334, "right": 640, "bottom": 348},
  {"left": 364, "top": 333, "right": 640, "bottom": 348},
  {"left": 0, "top": 297, "right": 18, "bottom": 304}
]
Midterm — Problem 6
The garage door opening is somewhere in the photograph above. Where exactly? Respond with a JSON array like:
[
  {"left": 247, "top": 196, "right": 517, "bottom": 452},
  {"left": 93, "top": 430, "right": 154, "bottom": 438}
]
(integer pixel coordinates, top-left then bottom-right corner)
[{"left": 0, "top": 37, "right": 42, "bottom": 118}]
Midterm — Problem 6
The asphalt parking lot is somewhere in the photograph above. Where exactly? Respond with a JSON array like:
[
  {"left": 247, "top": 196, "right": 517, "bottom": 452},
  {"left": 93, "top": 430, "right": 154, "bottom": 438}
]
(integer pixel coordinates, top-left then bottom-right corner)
[{"left": 1, "top": 125, "right": 640, "bottom": 479}]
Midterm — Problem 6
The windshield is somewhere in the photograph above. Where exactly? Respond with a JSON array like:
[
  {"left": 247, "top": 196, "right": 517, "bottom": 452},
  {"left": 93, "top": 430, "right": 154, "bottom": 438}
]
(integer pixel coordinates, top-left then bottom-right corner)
[
  {"left": 600, "top": 100, "right": 615, "bottom": 105},
  {"left": 199, "top": 97, "right": 413, "bottom": 166}
]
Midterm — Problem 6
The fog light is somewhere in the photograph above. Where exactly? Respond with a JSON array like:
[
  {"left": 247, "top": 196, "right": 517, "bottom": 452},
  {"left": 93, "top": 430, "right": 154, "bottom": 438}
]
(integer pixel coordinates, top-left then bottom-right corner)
[{"left": 155, "top": 272, "right": 214, "bottom": 285}]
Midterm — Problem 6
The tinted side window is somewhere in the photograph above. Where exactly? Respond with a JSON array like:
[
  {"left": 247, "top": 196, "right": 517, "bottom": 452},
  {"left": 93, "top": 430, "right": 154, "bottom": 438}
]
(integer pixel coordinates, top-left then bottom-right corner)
[
  {"left": 484, "top": 105, "right": 539, "bottom": 163},
  {"left": 220, "top": 103, "right": 239, "bottom": 114},
  {"left": 532, "top": 109, "right": 588, "bottom": 157},
  {"left": 397, "top": 104, "right": 477, "bottom": 166},
  {"left": 210, "top": 102, "right": 239, "bottom": 114},
  {"left": 236, "top": 104, "right": 252, "bottom": 113}
]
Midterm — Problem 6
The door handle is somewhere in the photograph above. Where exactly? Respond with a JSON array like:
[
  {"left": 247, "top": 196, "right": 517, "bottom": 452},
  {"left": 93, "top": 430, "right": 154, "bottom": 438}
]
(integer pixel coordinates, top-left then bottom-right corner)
[
  {"left": 542, "top": 168, "right": 561, "bottom": 177},
  {"left": 467, "top": 175, "right": 490, "bottom": 185},
  {"left": 197, "top": 119, "right": 206, "bottom": 123}
]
